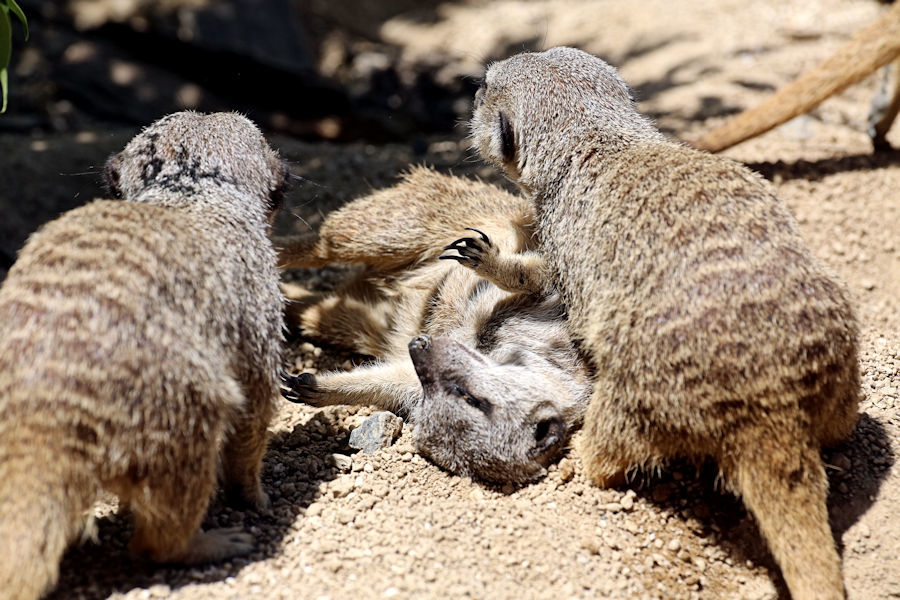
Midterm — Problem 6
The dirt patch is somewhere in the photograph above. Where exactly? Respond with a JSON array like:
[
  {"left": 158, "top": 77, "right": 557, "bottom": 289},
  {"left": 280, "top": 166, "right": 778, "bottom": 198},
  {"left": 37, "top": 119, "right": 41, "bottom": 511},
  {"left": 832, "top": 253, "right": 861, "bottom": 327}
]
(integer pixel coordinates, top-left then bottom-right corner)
[{"left": 1, "top": 0, "right": 898, "bottom": 598}]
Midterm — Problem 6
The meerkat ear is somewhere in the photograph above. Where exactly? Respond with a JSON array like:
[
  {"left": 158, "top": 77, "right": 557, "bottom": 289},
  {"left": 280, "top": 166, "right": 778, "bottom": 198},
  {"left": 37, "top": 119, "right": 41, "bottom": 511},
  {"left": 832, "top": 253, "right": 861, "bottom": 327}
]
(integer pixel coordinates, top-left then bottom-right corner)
[
  {"left": 104, "top": 152, "right": 124, "bottom": 199},
  {"left": 498, "top": 111, "right": 516, "bottom": 162},
  {"left": 267, "top": 159, "right": 291, "bottom": 213}
]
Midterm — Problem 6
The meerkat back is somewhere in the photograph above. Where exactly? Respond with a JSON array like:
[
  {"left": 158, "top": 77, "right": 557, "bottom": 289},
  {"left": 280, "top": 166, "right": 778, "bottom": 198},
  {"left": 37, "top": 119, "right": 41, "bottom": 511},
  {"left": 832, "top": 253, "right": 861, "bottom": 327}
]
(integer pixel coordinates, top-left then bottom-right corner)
[
  {"left": 0, "top": 111, "right": 288, "bottom": 600},
  {"left": 470, "top": 47, "right": 859, "bottom": 600}
]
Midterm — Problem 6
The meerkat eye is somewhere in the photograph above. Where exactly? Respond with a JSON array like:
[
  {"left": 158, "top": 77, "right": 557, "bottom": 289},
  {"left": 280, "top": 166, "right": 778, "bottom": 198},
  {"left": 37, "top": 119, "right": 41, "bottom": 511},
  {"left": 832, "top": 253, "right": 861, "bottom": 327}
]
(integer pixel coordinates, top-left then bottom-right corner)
[
  {"left": 449, "top": 383, "right": 492, "bottom": 415},
  {"left": 501, "top": 350, "right": 526, "bottom": 366},
  {"left": 498, "top": 111, "right": 515, "bottom": 161}
]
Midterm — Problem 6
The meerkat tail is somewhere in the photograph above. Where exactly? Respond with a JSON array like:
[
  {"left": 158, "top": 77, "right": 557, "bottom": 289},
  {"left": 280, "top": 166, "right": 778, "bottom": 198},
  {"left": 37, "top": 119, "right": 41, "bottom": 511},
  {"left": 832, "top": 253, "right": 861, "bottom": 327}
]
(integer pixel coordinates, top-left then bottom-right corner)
[
  {"left": 724, "top": 437, "right": 844, "bottom": 600},
  {"left": 695, "top": 2, "right": 900, "bottom": 152},
  {"left": 0, "top": 462, "right": 87, "bottom": 600}
]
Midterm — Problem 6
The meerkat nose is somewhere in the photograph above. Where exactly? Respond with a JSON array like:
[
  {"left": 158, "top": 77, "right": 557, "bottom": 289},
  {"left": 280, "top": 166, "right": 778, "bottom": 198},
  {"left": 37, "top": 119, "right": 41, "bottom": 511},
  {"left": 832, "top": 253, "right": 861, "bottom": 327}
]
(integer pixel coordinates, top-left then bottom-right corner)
[{"left": 409, "top": 334, "right": 432, "bottom": 352}]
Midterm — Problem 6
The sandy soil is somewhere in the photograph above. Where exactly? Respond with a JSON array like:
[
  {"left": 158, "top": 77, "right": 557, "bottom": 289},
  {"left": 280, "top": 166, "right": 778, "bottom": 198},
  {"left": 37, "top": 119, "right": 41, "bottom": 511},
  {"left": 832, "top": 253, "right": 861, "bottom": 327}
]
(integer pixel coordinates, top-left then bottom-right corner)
[{"left": 1, "top": 0, "right": 898, "bottom": 598}]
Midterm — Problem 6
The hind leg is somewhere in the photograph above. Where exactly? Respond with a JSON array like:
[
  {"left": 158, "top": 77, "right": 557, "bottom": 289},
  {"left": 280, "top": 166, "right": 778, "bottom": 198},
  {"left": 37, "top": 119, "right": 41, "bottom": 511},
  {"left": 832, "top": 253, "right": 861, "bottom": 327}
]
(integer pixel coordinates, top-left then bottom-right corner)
[
  {"left": 868, "top": 59, "right": 900, "bottom": 151},
  {"left": 287, "top": 275, "right": 394, "bottom": 357},
  {"left": 273, "top": 232, "right": 327, "bottom": 270},
  {"left": 819, "top": 370, "right": 862, "bottom": 448},
  {"left": 273, "top": 182, "right": 455, "bottom": 271},
  {"left": 222, "top": 375, "right": 276, "bottom": 510},
  {"left": 129, "top": 429, "right": 253, "bottom": 564}
]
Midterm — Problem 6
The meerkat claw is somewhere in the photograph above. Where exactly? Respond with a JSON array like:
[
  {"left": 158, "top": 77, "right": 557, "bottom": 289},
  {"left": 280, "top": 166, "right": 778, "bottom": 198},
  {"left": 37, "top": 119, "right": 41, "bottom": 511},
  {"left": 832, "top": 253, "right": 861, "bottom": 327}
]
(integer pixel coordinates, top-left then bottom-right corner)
[
  {"left": 438, "top": 254, "right": 473, "bottom": 264},
  {"left": 442, "top": 236, "right": 489, "bottom": 264},
  {"left": 280, "top": 371, "right": 320, "bottom": 404},
  {"left": 464, "top": 227, "right": 492, "bottom": 246}
]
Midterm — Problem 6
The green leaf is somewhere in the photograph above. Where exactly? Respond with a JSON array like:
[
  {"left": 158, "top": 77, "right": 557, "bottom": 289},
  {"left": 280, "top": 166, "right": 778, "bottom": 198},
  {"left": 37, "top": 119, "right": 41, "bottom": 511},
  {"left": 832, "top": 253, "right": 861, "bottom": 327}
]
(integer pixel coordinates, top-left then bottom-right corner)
[
  {"left": 1, "top": 68, "right": 7, "bottom": 113},
  {"left": 7, "top": 0, "right": 27, "bottom": 40},
  {"left": 0, "top": 7, "right": 11, "bottom": 72}
]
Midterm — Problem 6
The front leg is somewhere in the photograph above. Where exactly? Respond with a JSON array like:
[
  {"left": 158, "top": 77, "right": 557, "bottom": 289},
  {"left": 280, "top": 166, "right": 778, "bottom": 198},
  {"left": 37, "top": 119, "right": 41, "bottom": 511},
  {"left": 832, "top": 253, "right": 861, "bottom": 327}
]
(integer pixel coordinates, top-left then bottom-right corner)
[
  {"left": 868, "top": 59, "right": 900, "bottom": 151},
  {"left": 281, "top": 360, "right": 422, "bottom": 416},
  {"left": 222, "top": 373, "right": 276, "bottom": 510},
  {"left": 440, "top": 228, "right": 547, "bottom": 294},
  {"left": 272, "top": 232, "right": 328, "bottom": 270}
]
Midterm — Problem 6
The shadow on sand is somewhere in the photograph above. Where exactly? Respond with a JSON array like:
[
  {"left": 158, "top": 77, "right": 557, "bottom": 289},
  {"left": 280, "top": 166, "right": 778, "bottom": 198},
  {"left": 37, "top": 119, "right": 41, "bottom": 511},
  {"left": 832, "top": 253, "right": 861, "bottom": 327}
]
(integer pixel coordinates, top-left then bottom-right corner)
[{"left": 47, "top": 410, "right": 356, "bottom": 599}]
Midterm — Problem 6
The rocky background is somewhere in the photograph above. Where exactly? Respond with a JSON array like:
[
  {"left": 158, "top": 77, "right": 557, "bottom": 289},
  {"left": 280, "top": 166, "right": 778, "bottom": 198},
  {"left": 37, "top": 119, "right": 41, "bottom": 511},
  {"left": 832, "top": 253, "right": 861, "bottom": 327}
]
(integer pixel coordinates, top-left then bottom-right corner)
[{"left": 0, "top": 0, "right": 898, "bottom": 599}]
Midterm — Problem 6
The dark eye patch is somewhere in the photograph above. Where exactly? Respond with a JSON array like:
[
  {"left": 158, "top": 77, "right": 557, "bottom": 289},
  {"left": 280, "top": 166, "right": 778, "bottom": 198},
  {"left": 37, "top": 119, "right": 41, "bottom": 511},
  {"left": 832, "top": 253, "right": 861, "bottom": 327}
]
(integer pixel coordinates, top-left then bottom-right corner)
[
  {"left": 448, "top": 382, "right": 492, "bottom": 415},
  {"left": 499, "top": 111, "right": 515, "bottom": 161},
  {"left": 534, "top": 419, "right": 553, "bottom": 443},
  {"left": 501, "top": 350, "right": 527, "bottom": 366}
]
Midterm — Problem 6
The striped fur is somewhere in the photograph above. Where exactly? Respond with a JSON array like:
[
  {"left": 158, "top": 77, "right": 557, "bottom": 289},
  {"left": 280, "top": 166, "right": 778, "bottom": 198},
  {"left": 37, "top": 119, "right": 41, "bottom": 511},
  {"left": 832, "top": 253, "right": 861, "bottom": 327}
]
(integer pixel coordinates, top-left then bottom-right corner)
[
  {"left": 278, "top": 167, "right": 591, "bottom": 483},
  {"left": 471, "top": 48, "right": 860, "bottom": 599},
  {"left": 0, "top": 112, "right": 287, "bottom": 600}
]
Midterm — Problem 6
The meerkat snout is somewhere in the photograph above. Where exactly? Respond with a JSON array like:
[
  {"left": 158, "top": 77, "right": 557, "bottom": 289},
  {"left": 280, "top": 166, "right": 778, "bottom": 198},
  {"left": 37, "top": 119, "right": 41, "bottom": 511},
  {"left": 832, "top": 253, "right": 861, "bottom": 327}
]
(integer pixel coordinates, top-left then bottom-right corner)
[
  {"left": 408, "top": 334, "right": 432, "bottom": 353},
  {"left": 406, "top": 334, "right": 574, "bottom": 482}
]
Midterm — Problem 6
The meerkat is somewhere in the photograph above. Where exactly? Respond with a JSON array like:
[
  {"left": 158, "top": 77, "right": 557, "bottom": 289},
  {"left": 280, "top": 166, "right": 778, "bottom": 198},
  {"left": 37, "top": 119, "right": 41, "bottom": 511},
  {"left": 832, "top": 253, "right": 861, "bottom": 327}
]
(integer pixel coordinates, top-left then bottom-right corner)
[
  {"left": 0, "top": 111, "right": 288, "bottom": 600},
  {"left": 695, "top": 1, "right": 900, "bottom": 152},
  {"left": 277, "top": 167, "right": 591, "bottom": 483},
  {"left": 469, "top": 47, "right": 859, "bottom": 599}
]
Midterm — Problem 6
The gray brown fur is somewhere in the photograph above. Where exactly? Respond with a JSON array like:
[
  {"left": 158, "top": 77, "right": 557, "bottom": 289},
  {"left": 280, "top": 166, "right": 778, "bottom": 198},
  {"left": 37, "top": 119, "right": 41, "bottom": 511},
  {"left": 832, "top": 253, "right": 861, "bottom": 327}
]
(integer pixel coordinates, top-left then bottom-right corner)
[
  {"left": 695, "top": 1, "right": 900, "bottom": 152},
  {"left": 0, "top": 112, "right": 288, "bottom": 600},
  {"left": 471, "top": 47, "right": 859, "bottom": 599},
  {"left": 278, "top": 167, "right": 590, "bottom": 483}
]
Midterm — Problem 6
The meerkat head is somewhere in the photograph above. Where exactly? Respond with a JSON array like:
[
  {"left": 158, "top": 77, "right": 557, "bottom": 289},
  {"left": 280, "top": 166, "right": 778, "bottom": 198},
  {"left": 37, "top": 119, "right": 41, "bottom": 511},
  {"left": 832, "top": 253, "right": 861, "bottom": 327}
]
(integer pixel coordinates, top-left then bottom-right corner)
[
  {"left": 104, "top": 111, "right": 289, "bottom": 218},
  {"left": 406, "top": 334, "right": 582, "bottom": 483},
  {"left": 470, "top": 47, "right": 659, "bottom": 194}
]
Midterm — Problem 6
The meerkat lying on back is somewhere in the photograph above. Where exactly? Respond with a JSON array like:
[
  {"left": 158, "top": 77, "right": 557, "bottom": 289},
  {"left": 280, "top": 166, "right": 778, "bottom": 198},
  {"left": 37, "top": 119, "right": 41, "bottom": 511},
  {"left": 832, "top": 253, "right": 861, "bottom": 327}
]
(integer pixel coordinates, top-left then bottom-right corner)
[
  {"left": 0, "top": 112, "right": 288, "bottom": 600},
  {"left": 696, "top": 1, "right": 900, "bottom": 152},
  {"left": 278, "top": 167, "right": 590, "bottom": 483},
  {"left": 470, "top": 47, "right": 860, "bottom": 599}
]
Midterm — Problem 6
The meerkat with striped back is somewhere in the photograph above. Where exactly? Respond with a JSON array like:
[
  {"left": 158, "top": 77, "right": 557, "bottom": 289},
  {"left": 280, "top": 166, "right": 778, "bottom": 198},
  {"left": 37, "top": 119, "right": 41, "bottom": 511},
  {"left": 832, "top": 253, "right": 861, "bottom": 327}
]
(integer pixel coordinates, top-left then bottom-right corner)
[
  {"left": 470, "top": 47, "right": 860, "bottom": 599},
  {"left": 0, "top": 111, "right": 288, "bottom": 600}
]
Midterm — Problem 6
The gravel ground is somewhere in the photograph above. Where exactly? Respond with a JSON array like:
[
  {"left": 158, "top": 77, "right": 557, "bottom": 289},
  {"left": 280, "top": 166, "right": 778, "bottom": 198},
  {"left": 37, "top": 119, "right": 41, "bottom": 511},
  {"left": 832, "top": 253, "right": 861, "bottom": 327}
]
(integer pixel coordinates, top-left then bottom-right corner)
[{"left": 0, "top": 0, "right": 897, "bottom": 598}]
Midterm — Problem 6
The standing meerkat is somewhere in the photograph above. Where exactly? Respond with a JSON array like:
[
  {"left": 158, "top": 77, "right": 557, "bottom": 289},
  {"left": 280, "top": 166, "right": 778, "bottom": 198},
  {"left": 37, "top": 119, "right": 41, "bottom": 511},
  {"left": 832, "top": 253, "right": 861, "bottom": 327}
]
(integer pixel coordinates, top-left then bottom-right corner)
[
  {"left": 695, "top": 1, "right": 900, "bottom": 152},
  {"left": 0, "top": 111, "right": 288, "bottom": 600},
  {"left": 278, "top": 167, "right": 590, "bottom": 483},
  {"left": 470, "top": 47, "right": 860, "bottom": 599}
]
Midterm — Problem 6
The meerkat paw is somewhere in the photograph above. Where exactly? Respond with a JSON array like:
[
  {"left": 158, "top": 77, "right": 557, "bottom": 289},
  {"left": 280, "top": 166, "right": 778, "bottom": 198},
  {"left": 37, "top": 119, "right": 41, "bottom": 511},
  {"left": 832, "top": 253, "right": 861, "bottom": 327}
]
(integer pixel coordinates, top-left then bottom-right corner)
[
  {"left": 581, "top": 455, "right": 629, "bottom": 488},
  {"left": 441, "top": 227, "right": 495, "bottom": 269},
  {"left": 441, "top": 228, "right": 546, "bottom": 294},
  {"left": 280, "top": 371, "right": 323, "bottom": 405},
  {"left": 181, "top": 528, "right": 255, "bottom": 564}
]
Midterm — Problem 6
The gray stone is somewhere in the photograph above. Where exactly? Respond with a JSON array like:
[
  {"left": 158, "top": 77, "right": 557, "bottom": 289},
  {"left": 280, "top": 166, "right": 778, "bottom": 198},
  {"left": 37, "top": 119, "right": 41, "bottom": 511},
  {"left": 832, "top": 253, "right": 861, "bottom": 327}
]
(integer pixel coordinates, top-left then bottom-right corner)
[{"left": 349, "top": 412, "right": 403, "bottom": 454}]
